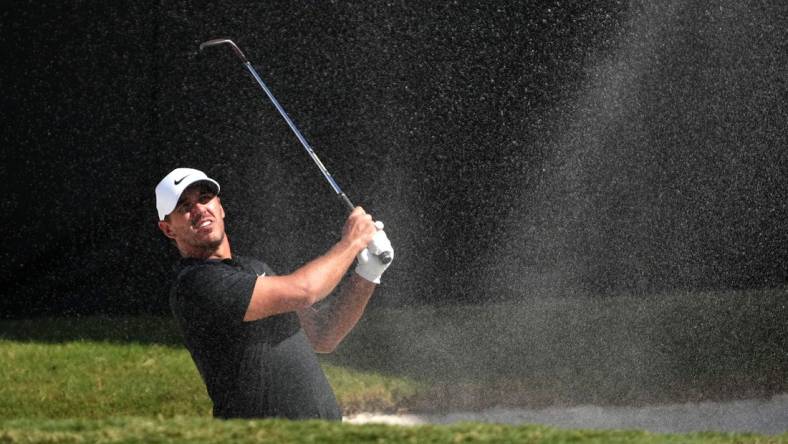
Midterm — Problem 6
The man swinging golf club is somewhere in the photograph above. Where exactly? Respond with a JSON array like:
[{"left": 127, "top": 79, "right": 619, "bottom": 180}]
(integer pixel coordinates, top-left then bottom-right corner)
[{"left": 155, "top": 167, "right": 394, "bottom": 420}]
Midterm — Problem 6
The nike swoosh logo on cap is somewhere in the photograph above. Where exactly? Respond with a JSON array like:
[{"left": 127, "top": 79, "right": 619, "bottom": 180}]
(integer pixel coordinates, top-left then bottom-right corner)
[{"left": 174, "top": 174, "right": 191, "bottom": 185}]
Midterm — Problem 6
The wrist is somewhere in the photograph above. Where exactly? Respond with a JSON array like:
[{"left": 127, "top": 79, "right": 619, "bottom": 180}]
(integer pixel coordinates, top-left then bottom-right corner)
[
  {"left": 354, "top": 266, "right": 381, "bottom": 284},
  {"left": 336, "top": 237, "right": 364, "bottom": 256}
]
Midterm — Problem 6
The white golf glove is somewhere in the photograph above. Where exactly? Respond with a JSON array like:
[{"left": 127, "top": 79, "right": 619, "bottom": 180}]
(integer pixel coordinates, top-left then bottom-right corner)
[{"left": 355, "top": 221, "right": 394, "bottom": 284}]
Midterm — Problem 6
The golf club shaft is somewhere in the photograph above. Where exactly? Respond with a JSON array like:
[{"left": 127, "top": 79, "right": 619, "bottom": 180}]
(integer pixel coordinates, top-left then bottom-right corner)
[
  {"left": 199, "top": 38, "right": 353, "bottom": 211},
  {"left": 199, "top": 38, "right": 392, "bottom": 264},
  {"left": 241, "top": 62, "right": 355, "bottom": 212}
]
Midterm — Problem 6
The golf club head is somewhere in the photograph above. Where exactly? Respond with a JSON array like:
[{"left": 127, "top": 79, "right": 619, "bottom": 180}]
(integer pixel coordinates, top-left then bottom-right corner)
[{"left": 199, "top": 38, "right": 248, "bottom": 63}]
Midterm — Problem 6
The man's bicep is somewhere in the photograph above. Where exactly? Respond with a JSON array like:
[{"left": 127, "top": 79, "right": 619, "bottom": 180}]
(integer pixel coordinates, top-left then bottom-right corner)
[{"left": 243, "top": 275, "right": 312, "bottom": 322}]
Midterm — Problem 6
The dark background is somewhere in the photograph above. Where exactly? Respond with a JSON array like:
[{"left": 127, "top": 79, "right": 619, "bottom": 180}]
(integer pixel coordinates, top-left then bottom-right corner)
[{"left": 2, "top": 1, "right": 786, "bottom": 317}]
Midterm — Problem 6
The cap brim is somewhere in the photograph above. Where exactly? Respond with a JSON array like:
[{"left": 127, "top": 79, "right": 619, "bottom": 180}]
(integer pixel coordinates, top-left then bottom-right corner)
[
  {"left": 181, "top": 178, "right": 220, "bottom": 195},
  {"left": 161, "top": 177, "right": 221, "bottom": 219}
]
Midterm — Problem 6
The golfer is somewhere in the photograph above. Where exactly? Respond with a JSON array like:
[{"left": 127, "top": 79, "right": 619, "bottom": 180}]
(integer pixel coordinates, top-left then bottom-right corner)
[{"left": 155, "top": 167, "right": 393, "bottom": 420}]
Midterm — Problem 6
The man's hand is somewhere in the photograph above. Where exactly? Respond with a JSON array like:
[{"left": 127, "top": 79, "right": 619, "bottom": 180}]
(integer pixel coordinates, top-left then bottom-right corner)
[
  {"left": 341, "top": 207, "right": 377, "bottom": 252},
  {"left": 355, "top": 221, "right": 394, "bottom": 284}
]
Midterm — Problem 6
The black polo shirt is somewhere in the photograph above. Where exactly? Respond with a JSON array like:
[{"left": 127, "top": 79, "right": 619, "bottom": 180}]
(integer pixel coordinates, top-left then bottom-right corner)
[{"left": 168, "top": 255, "right": 341, "bottom": 420}]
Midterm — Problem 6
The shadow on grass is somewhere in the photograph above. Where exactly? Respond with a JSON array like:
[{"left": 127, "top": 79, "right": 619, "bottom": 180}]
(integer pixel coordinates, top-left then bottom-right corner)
[{"left": 0, "top": 315, "right": 183, "bottom": 346}]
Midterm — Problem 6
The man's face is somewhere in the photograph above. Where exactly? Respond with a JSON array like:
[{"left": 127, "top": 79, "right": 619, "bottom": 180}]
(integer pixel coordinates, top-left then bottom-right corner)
[{"left": 158, "top": 183, "right": 226, "bottom": 255}]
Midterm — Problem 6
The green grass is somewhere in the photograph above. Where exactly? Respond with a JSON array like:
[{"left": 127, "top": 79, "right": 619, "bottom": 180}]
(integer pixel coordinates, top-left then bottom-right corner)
[
  {"left": 0, "top": 339, "right": 423, "bottom": 419},
  {"left": 0, "top": 340, "right": 209, "bottom": 419},
  {"left": 1, "top": 289, "right": 786, "bottom": 443},
  {"left": 1, "top": 417, "right": 785, "bottom": 444},
  {"left": 2, "top": 289, "right": 785, "bottom": 413}
]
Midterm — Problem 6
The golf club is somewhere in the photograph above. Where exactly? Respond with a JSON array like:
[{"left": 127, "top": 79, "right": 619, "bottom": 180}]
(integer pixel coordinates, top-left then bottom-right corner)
[{"left": 199, "top": 38, "right": 392, "bottom": 264}]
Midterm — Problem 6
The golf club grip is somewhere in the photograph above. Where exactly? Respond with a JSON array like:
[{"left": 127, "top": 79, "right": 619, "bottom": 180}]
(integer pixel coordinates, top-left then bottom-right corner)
[
  {"left": 338, "top": 193, "right": 355, "bottom": 212},
  {"left": 339, "top": 193, "right": 392, "bottom": 264},
  {"left": 378, "top": 251, "right": 393, "bottom": 264}
]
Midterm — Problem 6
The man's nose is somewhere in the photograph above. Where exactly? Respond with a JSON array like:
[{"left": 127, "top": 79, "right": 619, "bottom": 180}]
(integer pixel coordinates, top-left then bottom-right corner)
[
  {"left": 193, "top": 202, "right": 211, "bottom": 216},
  {"left": 189, "top": 203, "right": 204, "bottom": 219}
]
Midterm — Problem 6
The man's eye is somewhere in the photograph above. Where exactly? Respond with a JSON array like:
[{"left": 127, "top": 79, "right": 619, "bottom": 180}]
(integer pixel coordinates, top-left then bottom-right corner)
[{"left": 199, "top": 194, "right": 213, "bottom": 204}]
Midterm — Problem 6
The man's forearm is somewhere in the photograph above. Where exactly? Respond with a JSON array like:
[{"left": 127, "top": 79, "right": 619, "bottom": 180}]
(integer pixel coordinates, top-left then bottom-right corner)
[
  {"left": 291, "top": 238, "right": 363, "bottom": 305},
  {"left": 298, "top": 273, "right": 376, "bottom": 353},
  {"left": 244, "top": 238, "right": 364, "bottom": 322}
]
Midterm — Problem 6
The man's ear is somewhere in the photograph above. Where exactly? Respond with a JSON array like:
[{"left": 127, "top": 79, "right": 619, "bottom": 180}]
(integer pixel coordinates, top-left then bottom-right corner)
[
  {"left": 218, "top": 196, "right": 225, "bottom": 219},
  {"left": 158, "top": 220, "right": 176, "bottom": 239}
]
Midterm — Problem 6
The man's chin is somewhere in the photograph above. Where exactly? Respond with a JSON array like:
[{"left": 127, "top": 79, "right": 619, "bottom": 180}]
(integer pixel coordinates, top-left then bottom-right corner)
[{"left": 189, "top": 233, "right": 224, "bottom": 253}]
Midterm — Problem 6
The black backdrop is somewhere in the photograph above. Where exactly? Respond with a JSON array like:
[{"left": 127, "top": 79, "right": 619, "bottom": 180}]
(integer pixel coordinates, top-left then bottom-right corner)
[{"left": 2, "top": 1, "right": 786, "bottom": 317}]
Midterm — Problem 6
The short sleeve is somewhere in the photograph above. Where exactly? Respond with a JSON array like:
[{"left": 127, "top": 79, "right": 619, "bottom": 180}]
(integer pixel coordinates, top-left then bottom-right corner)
[
  {"left": 174, "top": 263, "right": 256, "bottom": 327},
  {"left": 262, "top": 262, "right": 277, "bottom": 276}
]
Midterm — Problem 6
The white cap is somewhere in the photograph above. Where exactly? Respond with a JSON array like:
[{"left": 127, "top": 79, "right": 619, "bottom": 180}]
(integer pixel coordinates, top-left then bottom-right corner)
[{"left": 155, "top": 168, "right": 220, "bottom": 220}]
